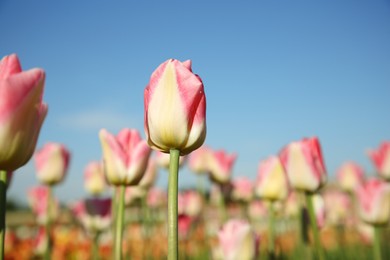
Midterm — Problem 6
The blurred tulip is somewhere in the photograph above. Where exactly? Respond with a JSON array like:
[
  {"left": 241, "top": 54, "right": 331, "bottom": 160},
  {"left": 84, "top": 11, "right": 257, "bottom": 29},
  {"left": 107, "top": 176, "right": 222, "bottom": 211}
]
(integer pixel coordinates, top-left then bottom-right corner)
[
  {"left": 280, "top": 137, "right": 327, "bottom": 192},
  {"left": 34, "top": 227, "right": 48, "bottom": 256},
  {"left": 323, "top": 190, "right": 352, "bottom": 226},
  {"left": 147, "top": 187, "right": 167, "bottom": 208},
  {"left": 248, "top": 200, "right": 268, "bottom": 221},
  {"left": 155, "top": 151, "right": 186, "bottom": 169},
  {"left": 188, "top": 145, "right": 211, "bottom": 174},
  {"left": 208, "top": 149, "right": 237, "bottom": 184},
  {"left": 255, "top": 156, "right": 289, "bottom": 201},
  {"left": 99, "top": 128, "right": 151, "bottom": 186},
  {"left": 28, "top": 186, "right": 58, "bottom": 225},
  {"left": 232, "top": 176, "right": 254, "bottom": 202},
  {"left": 144, "top": 59, "right": 206, "bottom": 155},
  {"left": 84, "top": 161, "right": 106, "bottom": 196},
  {"left": 0, "top": 54, "right": 48, "bottom": 171},
  {"left": 34, "top": 143, "right": 70, "bottom": 186},
  {"left": 367, "top": 141, "right": 390, "bottom": 180},
  {"left": 312, "top": 194, "right": 325, "bottom": 228},
  {"left": 124, "top": 186, "right": 145, "bottom": 206},
  {"left": 178, "top": 214, "right": 193, "bottom": 240},
  {"left": 336, "top": 161, "right": 365, "bottom": 193},
  {"left": 284, "top": 191, "right": 300, "bottom": 218},
  {"left": 138, "top": 158, "right": 158, "bottom": 189},
  {"left": 178, "top": 190, "right": 203, "bottom": 217},
  {"left": 356, "top": 178, "right": 390, "bottom": 225},
  {"left": 216, "top": 219, "right": 256, "bottom": 260}
]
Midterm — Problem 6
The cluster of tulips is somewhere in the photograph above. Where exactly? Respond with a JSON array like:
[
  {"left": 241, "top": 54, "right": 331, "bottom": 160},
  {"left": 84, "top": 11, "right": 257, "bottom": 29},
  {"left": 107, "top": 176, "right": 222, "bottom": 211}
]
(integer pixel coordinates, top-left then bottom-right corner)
[{"left": 0, "top": 53, "right": 390, "bottom": 260}]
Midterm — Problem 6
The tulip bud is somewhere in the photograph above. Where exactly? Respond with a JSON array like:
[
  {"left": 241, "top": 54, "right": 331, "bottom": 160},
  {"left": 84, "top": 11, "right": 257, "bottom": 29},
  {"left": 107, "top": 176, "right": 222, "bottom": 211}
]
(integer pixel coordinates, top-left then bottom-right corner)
[
  {"left": 208, "top": 149, "right": 237, "bottom": 184},
  {"left": 0, "top": 54, "right": 48, "bottom": 171},
  {"left": 280, "top": 137, "right": 327, "bottom": 192},
  {"left": 34, "top": 143, "right": 70, "bottom": 186},
  {"left": 367, "top": 141, "right": 390, "bottom": 180},
  {"left": 336, "top": 161, "right": 365, "bottom": 193},
  {"left": 356, "top": 178, "right": 390, "bottom": 225},
  {"left": 216, "top": 219, "right": 257, "bottom": 260},
  {"left": 84, "top": 161, "right": 106, "bottom": 196},
  {"left": 144, "top": 59, "right": 206, "bottom": 155},
  {"left": 255, "top": 156, "right": 289, "bottom": 201},
  {"left": 99, "top": 128, "right": 151, "bottom": 186},
  {"left": 188, "top": 145, "right": 211, "bottom": 174},
  {"left": 232, "top": 176, "right": 254, "bottom": 202}
]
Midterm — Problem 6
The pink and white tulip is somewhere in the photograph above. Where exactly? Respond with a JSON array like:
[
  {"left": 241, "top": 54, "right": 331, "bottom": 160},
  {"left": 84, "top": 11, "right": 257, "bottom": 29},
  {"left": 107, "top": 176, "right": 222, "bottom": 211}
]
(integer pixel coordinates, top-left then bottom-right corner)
[
  {"left": 178, "top": 190, "right": 203, "bottom": 217},
  {"left": 367, "top": 141, "right": 390, "bottom": 180},
  {"left": 188, "top": 145, "right": 211, "bottom": 174},
  {"left": 356, "top": 178, "right": 390, "bottom": 225},
  {"left": 208, "top": 149, "right": 237, "bottom": 184},
  {"left": 232, "top": 176, "right": 254, "bottom": 202},
  {"left": 99, "top": 128, "right": 152, "bottom": 186},
  {"left": 0, "top": 54, "right": 48, "bottom": 171},
  {"left": 280, "top": 137, "right": 327, "bottom": 192},
  {"left": 84, "top": 161, "right": 106, "bottom": 196},
  {"left": 336, "top": 161, "right": 365, "bottom": 193},
  {"left": 323, "top": 190, "right": 352, "bottom": 225},
  {"left": 138, "top": 158, "right": 158, "bottom": 189},
  {"left": 147, "top": 187, "right": 167, "bottom": 208},
  {"left": 144, "top": 59, "right": 206, "bottom": 155},
  {"left": 255, "top": 156, "right": 289, "bottom": 201},
  {"left": 216, "top": 219, "right": 257, "bottom": 260},
  {"left": 28, "top": 186, "right": 58, "bottom": 225},
  {"left": 34, "top": 143, "right": 70, "bottom": 186},
  {"left": 312, "top": 194, "right": 326, "bottom": 228}
]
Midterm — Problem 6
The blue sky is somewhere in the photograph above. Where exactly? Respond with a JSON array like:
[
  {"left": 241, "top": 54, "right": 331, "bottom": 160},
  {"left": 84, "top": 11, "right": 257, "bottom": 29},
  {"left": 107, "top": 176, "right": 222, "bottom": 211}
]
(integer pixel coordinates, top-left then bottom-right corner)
[{"left": 1, "top": 1, "right": 389, "bottom": 204}]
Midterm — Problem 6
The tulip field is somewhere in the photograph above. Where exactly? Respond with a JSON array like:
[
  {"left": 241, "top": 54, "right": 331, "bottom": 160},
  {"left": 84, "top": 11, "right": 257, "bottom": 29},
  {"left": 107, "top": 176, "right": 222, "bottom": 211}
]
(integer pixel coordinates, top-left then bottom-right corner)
[{"left": 1, "top": 54, "right": 390, "bottom": 260}]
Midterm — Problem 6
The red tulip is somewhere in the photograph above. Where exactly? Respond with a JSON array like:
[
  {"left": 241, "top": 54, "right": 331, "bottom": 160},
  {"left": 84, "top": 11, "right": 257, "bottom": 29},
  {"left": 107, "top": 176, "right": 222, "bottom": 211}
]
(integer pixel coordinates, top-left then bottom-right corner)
[
  {"left": 367, "top": 141, "right": 390, "bottom": 180},
  {"left": 99, "top": 128, "right": 151, "bottom": 186},
  {"left": 280, "top": 137, "right": 327, "bottom": 192},
  {"left": 0, "top": 54, "right": 47, "bottom": 171},
  {"left": 144, "top": 59, "right": 206, "bottom": 155},
  {"left": 34, "top": 143, "right": 70, "bottom": 186}
]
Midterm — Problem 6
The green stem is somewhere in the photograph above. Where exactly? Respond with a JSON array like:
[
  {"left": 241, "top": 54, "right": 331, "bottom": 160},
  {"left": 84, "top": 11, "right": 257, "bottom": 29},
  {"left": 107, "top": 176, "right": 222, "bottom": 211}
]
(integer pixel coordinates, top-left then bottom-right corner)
[
  {"left": 197, "top": 174, "right": 205, "bottom": 198},
  {"left": 114, "top": 185, "right": 125, "bottom": 260},
  {"left": 373, "top": 225, "right": 382, "bottom": 260},
  {"left": 111, "top": 187, "right": 118, "bottom": 259},
  {"left": 44, "top": 186, "right": 53, "bottom": 260},
  {"left": 0, "top": 170, "right": 7, "bottom": 260},
  {"left": 268, "top": 201, "right": 276, "bottom": 260},
  {"left": 92, "top": 232, "right": 100, "bottom": 260},
  {"left": 305, "top": 192, "right": 325, "bottom": 260},
  {"left": 168, "top": 149, "right": 180, "bottom": 260}
]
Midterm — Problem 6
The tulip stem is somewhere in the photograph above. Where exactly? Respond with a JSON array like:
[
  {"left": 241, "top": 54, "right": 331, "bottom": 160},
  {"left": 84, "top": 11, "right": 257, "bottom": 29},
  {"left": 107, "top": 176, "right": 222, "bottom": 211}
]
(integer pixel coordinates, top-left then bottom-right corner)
[
  {"left": 92, "top": 232, "right": 100, "bottom": 260},
  {"left": 0, "top": 170, "right": 7, "bottom": 260},
  {"left": 268, "top": 201, "right": 276, "bottom": 260},
  {"left": 218, "top": 184, "right": 228, "bottom": 222},
  {"left": 44, "top": 186, "right": 53, "bottom": 260},
  {"left": 114, "top": 185, "right": 125, "bottom": 260},
  {"left": 168, "top": 149, "right": 180, "bottom": 260},
  {"left": 305, "top": 192, "right": 325, "bottom": 260},
  {"left": 373, "top": 225, "right": 382, "bottom": 260}
]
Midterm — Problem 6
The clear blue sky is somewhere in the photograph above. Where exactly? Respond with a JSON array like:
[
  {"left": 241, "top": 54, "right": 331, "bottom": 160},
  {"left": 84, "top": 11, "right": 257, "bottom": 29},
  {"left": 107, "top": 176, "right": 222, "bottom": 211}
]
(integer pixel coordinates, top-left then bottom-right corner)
[{"left": 1, "top": 1, "right": 389, "bottom": 204}]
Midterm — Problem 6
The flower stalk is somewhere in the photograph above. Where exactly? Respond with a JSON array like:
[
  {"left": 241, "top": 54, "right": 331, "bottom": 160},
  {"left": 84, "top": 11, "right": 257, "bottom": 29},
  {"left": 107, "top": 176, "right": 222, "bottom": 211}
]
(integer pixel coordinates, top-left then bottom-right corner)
[
  {"left": 168, "top": 149, "right": 180, "bottom": 260},
  {"left": 305, "top": 192, "right": 325, "bottom": 260},
  {"left": 114, "top": 185, "right": 125, "bottom": 260},
  {"left": 0, "top": 170, "right": 7, "bottom": 260}
]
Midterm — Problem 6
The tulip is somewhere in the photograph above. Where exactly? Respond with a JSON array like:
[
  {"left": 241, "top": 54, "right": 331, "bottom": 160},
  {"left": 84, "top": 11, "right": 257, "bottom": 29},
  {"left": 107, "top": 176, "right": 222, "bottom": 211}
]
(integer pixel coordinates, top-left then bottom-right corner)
[
  {"left": 144, "top": 59, "right": 206, "bottom": 155},
  {"left": 178, "top": 190, "right": 203, "bottom": 217},
  {"left": 248, "top": 200, "right": 268, "bottom": 221},
  {"left": 367, "top": 141, "right": 390, "bottom": 180},
  {"left": 216, "top": 219, "right": 256, "bottom": 260},
  {"left": 27, "top": 186, "right": 58, "bottom": 225},
  {"left": 147, "top": 187, "right": 167, "bottom": 208},
  {"left": 336, "top": 161, "right": 365, "bottom": 193},
  {"left": 357, "top": 178, "right": 390, "bottom": 260},
  {"left": 138, "top": 158, "right": 158, "bottom": 189},
  {"left": 188, "top": 145, "right": 211, "bottom": 174},
  {"left": 323, "top": 190, "right": 352, "bottom": 226},
  {"left": 84, "top": 161, "right": 107, "bottom": 196},
  {"left": 255, "top": 156, "right": 289, "bottom": 201},
  {"left": 208, "top": 149, "right": 237, "bottom": 184},
  {"left": 280, "top": 137, "right": 327, "bottom": 192},
  {"left": 34, "top": 143, "right": 70, "bottom": 186},
  {"left": 124, "top": 186, "right": 145, "bottom": 206},
  {"left": 99, "top": 128, "right": 151, "bottom": 186},
  {"left": 0, "top": 54, "right": 48, "bottom": 171},
  {"left": 231, "top": 176, "right": 254, "bottom": 203},
  {"left": 356, "top": 178, "right": 390, "bottom": 225}
]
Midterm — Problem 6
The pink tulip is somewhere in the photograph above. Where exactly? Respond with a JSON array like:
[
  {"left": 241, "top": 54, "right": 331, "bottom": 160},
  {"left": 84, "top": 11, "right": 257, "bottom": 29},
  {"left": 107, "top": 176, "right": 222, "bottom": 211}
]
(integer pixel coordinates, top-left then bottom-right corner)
[
  {"left": 248, "top": 200, "right": 268, "bottom": 221},
  {"left": 138, "top": 158, "right": 158, "bottom": 189},
  {"left": 34, "top": 143, "right": 70, "bottom": 186},
  {"left": 356, "top": 178, "right": 390, "bottom": 225},
  {"left": 232, "top": 176, "right": 254, "bottom": 202},
  {"left": 255, "top": 156, "right": 289, "bottom": 201},
  {"left": 280, "top": 137, "right": 327, "bottom": 192},
  {"left": 188, "top": 145, "right": 211, "bottom": 174},
  {"left": 284, "top": 192, "right": 300, "bottom": 218},
  {"left": 178, "top": 190, "right": 203, "bottom": 217},
  {"left": 323, "top": 190, "right": 352, "bottom": 225},
  {"left": 178, "top": 214, "right": 193, "bottom": 239},
  {"left": 367, "top": 141, "right": 390, "bottom": 180},
  {"left": 34, "top": 227, "right": 48, "bottom": 256},
  {"left": 84, "top": 161, "right": 106, "bottom": 195},
  {"left": 0, "top": 54, "right": 47, "bottom": 171},
  {"left": 147, "top": 187, "right": 167, "bottom": 208},
  {"left": 28, "top": 186, "right": 58, "bottom": 225},
  {"left": 216, "top": 219, "right": 257, "bottom": 260},
  {"left": 144, "top": 59, "right": 206, "bottom": 155},
  {"left": 208, "top": 149, "right": 237, "bottom": 184},
  {"left": 99, "top": 128, "right": 152, "bottom": 186},
  {"left": 336, "top": 161, "right": 365, "bottom": 193},
  {"left": 312, "top": 194, "right": 326, "bottom": 228},
  {"left": 155, "top": 151, "right": 186, "bottom": 169}
]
